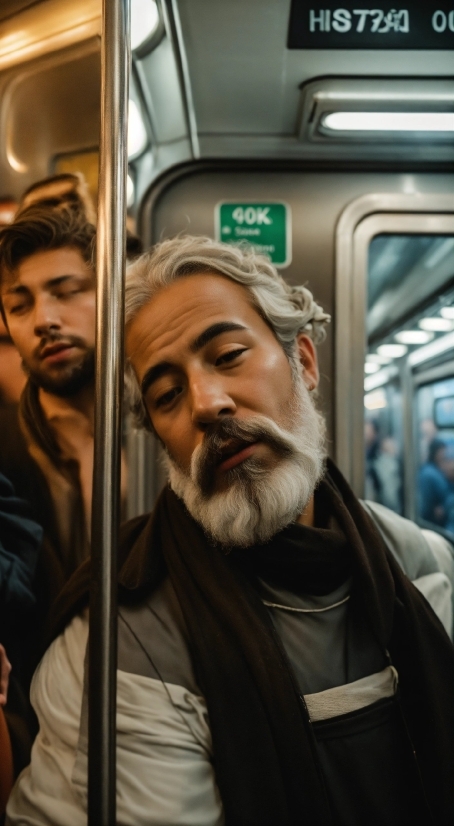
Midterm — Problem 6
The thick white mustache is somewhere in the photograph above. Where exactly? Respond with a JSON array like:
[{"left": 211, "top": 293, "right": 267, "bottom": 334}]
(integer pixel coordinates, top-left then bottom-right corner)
[{"left": 165, "top": 378, "right": 326, "bottom": 547}]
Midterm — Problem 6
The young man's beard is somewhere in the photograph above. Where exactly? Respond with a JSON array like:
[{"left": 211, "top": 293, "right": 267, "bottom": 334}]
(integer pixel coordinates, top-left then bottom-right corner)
[
  {"left": 24, "top": 347, "right": 95, "bottom": 398},
  {"left": 165, "top": 377, "right": 327, "bottom": 548}
]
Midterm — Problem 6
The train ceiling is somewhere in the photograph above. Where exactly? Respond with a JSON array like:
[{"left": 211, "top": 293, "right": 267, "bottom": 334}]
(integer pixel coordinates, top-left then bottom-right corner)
[{"left": 0, "top": 0, "right": 453, "bottom": 199}]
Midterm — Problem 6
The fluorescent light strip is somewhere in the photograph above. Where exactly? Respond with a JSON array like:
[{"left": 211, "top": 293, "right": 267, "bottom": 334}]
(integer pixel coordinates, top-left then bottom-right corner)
[
  {"left": 131, "top": 0, "right": 159, "bottom": 50},
  {"left": 408, "top": 331, "right": 454, "bottom": 367},
  {"left": 377, "top": 343, "right": 408, "bottom": 358},
  {"left": 364, "top": 365, "right": 398, "bottom": 392},
  {"left": 395, "top": 330, "right": 433, "bottom": 345},
  {"left": 128, "top": 99, "right": 147, "bottom": 158},
  {"left": 323, "top": 112, "right": 454, "bottom": 132},
  {"left": 419, "top": 317, "right": 454, "bottom": 332},
  {"left": 365, "top": 362, "right": 381, "bottom": 374}
]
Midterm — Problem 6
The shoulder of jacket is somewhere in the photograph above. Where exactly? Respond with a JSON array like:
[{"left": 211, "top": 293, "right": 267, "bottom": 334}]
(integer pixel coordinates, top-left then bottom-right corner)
[{"left": 361, "top": 499, "right": 439, "bottom": 581}]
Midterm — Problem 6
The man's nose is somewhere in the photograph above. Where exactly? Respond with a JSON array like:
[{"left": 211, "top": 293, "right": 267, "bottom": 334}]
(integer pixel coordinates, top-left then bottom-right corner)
[
  {"left": 190, "top": 376, "right": 236, "bottom": 427},
  {"left": 33, "top": 296, "right": 61, "bottom": 338}
]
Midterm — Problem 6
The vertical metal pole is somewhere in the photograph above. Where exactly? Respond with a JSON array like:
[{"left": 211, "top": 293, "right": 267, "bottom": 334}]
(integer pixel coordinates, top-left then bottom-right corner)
[{"left": 88, "top": 0, "right": 130, "bottom": 823}]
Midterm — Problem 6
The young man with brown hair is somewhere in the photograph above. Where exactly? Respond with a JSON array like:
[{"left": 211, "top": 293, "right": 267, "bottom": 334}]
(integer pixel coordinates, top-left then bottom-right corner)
[{"left": 0, "top": 204, "right": 97, "bottom": 654}]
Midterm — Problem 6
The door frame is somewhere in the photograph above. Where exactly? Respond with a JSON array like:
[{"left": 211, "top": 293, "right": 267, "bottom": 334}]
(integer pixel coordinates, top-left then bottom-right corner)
[{"left": 335, "top": 192, "right": 454, "bottom": 495}]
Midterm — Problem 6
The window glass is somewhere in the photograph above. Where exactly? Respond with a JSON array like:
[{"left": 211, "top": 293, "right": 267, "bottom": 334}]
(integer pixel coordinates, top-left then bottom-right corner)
[{"left": 364, "top": 232, "right": 454, "bottom": 523}]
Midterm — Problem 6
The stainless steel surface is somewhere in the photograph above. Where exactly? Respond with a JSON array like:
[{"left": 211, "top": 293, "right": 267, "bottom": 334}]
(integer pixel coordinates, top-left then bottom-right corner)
[
  {"left": 336, "top": 196, "right": 454, "bottom": 494},
  {"left": 0, "top": 38, "right": 101, "bottom": 198},
  {"left": 0, "top": 0, "right": 36, "bottom": 21},
  {"left": 130, "top": 0, "right": 454, "bottom": 196},
  {"left": 3, "top": 44, "right": 100, "bottom": 179},
  {"left": 126, "top": 425, "right": 168, "bottom": 518},
  {"left": 161, "top": 0, "right": 199, "bottom": 158},
  {"left": 88, "top": 0, "right": 130, "bottom": 822},
  {"left": 0, "top": 0, "right": 100, "bottom": 72}
]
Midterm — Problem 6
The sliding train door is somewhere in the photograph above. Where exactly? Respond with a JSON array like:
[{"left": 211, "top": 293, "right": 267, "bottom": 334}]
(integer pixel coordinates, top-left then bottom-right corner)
[{"left": 337, "top": 195, "right": 454, "bottom": 540}]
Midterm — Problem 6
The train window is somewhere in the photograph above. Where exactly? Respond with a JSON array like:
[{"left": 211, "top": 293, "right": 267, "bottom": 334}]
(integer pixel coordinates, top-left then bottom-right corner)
[{"left": 364, "top": 231, "right": 454, "bottom": 531}]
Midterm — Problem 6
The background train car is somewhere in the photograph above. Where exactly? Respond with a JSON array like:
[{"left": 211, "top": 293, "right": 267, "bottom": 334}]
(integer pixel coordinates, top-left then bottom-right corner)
[{"left": 0, "top": 0, "right": 453, "bottom": 543}]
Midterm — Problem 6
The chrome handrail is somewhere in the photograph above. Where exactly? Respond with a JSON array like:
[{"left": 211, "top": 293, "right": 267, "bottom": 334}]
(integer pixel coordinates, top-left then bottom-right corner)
[{"left": 89, "top": 0, "right": 130, "bottom": 822}]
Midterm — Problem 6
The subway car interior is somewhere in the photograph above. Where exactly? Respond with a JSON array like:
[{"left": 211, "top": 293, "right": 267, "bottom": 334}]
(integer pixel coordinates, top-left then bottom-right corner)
[
  {"left": 0, "top": 0, "right": 453, "bottom": 536},
  {"left": 0, "top": 0, "right": 454, "bottom": 820}
]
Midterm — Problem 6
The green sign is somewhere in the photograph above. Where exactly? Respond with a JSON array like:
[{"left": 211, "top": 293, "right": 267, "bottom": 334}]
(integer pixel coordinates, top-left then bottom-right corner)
[{"left": 215, "top": 202, "right": 291, "bottom": 267}]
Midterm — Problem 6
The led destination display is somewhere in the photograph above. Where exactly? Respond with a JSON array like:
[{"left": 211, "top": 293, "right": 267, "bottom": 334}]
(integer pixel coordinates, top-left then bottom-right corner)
[{"left": 288, "top": 2, "right": 454, "bottom": 49}]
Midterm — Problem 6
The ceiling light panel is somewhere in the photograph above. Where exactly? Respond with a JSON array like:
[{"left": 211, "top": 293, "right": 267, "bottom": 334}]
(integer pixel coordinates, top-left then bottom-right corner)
[
  {"left": 366, "top": 353, "right": 392, "bottom": 364},
  {"left": 377, "top": 344, "right": 408, "bottom": 358},
  {"left": 365, "top": 362, "right": 381, "bottom": 373},
  {"left": 130, "top": 0, "right": 160, "bottom": 52},
  {"left": 395, "top": 330, "right": 433, "bottom": 345},
  {"left": 299, "top": 78, "right": 454, "bottom": 146},
  {"left": 128, "top": 99, "right": 148, "bottom": 159},
  {"left": 419, "top": 317, "right": 454, "bottom": 332},
  {"left": 322, "top": 112, "right": 454, "bottom": 133}
]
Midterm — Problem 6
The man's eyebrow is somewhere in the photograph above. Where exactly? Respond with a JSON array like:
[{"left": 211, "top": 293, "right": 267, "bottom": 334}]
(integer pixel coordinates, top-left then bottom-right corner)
[
  {"left": 5, "top": 274, "right": 81, "bottom": 295},
  {"left": 46, "top": 274, "right": 84, "bottom": 288},
  {"left": 5, "top": 284, "right": 28, "bottom": 295},
  {"left": 140, "top": 323, "right": 248, "bottom": 396},
  {"left": 140, "top": 361, "right": 174, "bottom": 396},
  {"left": 190, "top": 322, "right": 247, "bottom": 353}
]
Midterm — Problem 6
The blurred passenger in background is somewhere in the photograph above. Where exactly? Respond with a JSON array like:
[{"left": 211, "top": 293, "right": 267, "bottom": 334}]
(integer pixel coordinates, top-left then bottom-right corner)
[
  {"left": 442, "top": 444, "right": 454, "bottom": 536},
  {"left": 372, "top": 436, "right": 402, "bottom": 514},
  {"left": 364, "top": 418, "right": 381, "bottom": 501},
  {"left": 418, "top": 437, "right": 452, "bottom": 527},
  {"left": 15, "top": 172, "right": 97, "bottom": 225},
  {"left": 364, "top": 420, "right": 402, "bottom": 513}
]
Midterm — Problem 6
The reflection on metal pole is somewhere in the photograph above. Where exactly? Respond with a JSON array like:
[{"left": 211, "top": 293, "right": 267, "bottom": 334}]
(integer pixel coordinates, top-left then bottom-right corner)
[{"left": 88, "top": 0, "right": 130, "bottom": 822}]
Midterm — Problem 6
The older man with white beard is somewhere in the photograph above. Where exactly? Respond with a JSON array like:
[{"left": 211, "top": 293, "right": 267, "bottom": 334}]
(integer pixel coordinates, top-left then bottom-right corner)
[{"left": 7, "top": 237, "right": 454, "bottom": 826}]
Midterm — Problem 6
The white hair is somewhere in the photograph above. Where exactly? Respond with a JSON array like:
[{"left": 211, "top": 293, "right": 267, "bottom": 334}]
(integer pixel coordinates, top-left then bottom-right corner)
[{"left": 125, "top": 235, "right": 330, "bottom": 428}]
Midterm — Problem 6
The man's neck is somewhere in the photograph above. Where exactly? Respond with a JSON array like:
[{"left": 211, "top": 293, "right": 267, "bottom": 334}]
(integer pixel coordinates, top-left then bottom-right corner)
[
  {"left": 38, "top": 384, "right": 95, "bottom": 460},
  {"left": 297, "top": 494, "right": 315, "bottom": 528}
]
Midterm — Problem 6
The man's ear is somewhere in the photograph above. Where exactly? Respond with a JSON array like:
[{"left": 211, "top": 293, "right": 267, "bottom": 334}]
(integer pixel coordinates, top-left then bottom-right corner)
[{"left": 296, "top": 333, "right": 319, "bottom": 391}]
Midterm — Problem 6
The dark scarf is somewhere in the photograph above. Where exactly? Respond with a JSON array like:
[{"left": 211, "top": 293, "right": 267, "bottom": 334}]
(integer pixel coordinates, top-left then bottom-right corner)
[
  {"left": 48, "top": 460, "right": 454, "bottom": 825},
  {"left": 232, "top": 482, "right": 351, "bottom": 596}
]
